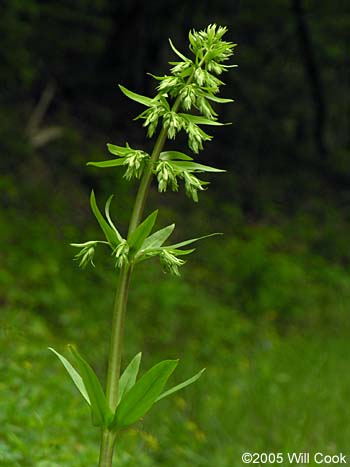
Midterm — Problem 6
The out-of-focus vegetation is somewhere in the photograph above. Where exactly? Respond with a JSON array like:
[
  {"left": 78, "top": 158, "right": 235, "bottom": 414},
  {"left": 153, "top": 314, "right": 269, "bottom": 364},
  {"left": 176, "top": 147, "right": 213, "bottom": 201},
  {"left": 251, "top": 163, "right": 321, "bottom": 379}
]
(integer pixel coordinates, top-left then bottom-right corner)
[{"left": 1, "top": 1, "right": 349, "bottom": 465}]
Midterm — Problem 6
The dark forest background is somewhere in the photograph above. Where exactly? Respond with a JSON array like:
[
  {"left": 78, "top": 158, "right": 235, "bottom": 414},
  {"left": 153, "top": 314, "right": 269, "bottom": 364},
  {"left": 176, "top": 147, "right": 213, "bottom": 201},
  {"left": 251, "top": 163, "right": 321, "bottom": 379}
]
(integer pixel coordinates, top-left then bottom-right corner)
[{"left": 0, "top": 1, "right": 349, "bottom": 466}]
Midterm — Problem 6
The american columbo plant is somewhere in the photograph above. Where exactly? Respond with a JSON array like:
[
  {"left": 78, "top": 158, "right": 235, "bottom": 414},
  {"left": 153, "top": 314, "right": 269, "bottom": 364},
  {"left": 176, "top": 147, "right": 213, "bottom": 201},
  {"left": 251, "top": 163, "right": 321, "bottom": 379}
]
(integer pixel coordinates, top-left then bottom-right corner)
[{"left": 50, "top": 24, "right": 237, "bottom": 466}]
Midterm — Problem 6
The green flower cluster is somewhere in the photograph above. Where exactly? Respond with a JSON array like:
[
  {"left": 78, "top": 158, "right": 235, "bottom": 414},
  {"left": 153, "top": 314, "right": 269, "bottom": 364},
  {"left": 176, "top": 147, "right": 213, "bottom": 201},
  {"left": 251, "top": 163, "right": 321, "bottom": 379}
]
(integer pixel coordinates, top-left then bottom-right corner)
[
  {"left": 71, "top": 192, "right": 218, "bottom": 274},
  {"left": 87, "top": 143, "right": 150, "bottom": 181},
  {"left": 138, "top": 24, "right": 237, "bottom": 150},
  {"left": 76, "top": 24, "right": 235, "bottom": 269},
  {"left": 87, "top": 24, "right": 235, "bottom": 199}
]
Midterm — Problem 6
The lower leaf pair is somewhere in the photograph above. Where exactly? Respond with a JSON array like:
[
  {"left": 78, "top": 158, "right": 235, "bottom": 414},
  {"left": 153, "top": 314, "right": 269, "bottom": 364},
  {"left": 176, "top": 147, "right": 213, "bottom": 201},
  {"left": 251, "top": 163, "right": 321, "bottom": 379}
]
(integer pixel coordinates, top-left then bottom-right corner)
[{"left": 49, "top": 347, "right": 205, "bottom": 431}]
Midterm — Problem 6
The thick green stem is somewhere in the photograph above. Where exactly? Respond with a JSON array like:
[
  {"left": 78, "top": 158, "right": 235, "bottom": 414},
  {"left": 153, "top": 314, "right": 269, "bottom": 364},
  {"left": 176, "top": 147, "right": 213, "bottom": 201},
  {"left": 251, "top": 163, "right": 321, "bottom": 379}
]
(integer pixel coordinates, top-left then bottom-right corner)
[
  {"left": 105, "top": 263, "right": 133, "bottom": 410},
  {"left": 98, "top": 430, "right": 116, "bottom": 467}
]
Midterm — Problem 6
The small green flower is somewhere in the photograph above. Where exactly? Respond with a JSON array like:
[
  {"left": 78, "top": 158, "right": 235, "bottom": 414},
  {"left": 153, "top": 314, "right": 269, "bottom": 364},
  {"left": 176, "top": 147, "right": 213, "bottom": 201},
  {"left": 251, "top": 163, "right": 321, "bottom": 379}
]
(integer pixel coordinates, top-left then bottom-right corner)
[
  {"left": 163, "top": 111, "right": 184, "bottom": 139},
  {"left": 181, "top": 171, "right": 207, "bottom": 202},
  {"left": 170, "top": 60, "right": 193, "bottom": 76},
  {"left": 185, "top": 121, "right": 212, "bottom": 154},
  {"left": 157, "top": 75, "right": 181, "bottom": 92},
  {"left": 159, "top": 249, "right": 186, "bottom": 276},
  {"left": 138, "top": 102, "right": 168, "bottom": 137},
  {"left": 195, "top": 96, "right": 216, "bottom": 118},
  {"left": 155, "top": 161, "right": 179, "bottom": 192},
  {"left": 194, "top": 67, "right": 206, "bottom": 86},
  {"left": 112, "top": 240, "right": 130, "bottom": 268},
  {"left": 180, "top": 84, "right": 197, "bottom": 111},
  {"left": 71, "top": 241, "right": 99, "bottom": 268},
  {"left": 123, "top": 151, "right": 149, "bottom": 180}
]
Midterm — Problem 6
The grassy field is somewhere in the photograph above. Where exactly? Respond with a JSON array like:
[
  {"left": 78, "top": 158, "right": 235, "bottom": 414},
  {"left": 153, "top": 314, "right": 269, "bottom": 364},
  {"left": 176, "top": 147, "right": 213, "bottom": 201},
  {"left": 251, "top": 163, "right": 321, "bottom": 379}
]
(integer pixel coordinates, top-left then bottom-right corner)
[
  {"left": 1, "top": 199, "right": 350, "bottom": 466},
  {"left": 1, "top": 307, "right": 349, "bottom": 466}
]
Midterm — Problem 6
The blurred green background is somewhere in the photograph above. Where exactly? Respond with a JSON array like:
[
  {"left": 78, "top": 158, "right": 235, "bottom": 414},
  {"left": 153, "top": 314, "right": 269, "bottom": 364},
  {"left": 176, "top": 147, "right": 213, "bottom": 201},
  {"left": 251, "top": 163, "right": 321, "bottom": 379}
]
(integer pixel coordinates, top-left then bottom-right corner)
[{"left": 0, "top": 1, "right": 349, "bottom": 466}]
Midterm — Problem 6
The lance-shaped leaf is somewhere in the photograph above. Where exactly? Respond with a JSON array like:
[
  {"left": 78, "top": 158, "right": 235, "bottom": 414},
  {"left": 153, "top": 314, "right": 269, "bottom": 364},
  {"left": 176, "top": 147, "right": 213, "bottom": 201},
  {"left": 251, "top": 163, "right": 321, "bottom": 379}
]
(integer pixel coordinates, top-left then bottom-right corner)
[
  {"left": 156, "top": 368, "right": 206, "bottom": 402},
  {"left": 118, "top": 352, "right": 142, "bottom": 405},
  {"left": 105, "top": 195, "right": 123, "bottom": 243},
  {"left": 169, "top": 161, "right": 225, "bottom": 173},
  {"left": 87, "top": 158, "right": 126, "bottom": 169},
  {"left": 159, "top": 151, "right": 193, "bottom": 161},
  {"left": 179, "top": 113, "right": 229, "bottom": 126},
  {"left": 164, "top": 232, "right": 222, "bottom": 250},
  {"left": 168, "top": 38, "right": 191, "bottom": 62},
  {"left": 48, "top": 347, "right": 90, "bottom": 405},
  {"left": 68, "top": 345, "right": 112, "bottom": 427},
  {"left": 90, "top": 191, "right": 121, "bottom": 247},
  {"left": 141, "top": 224, "right": 175, "bottom": 250},
  {"left": 119, "top": 84, "right": 155, "bottom": 107},
  {"left": 128, "top": 210, "right": 158, "bottom": 252},
  {"left": 111, "top": 359, "right": 178, "bottom": 430},
  {"left": 168, "top": 248, "right": 195, "bottom": 256},
  {"left": 107, "top": 143, "right": 133, "bottom": 157},
  {"left": 204, "top": 94, "right": 234, "bottom": 103}
]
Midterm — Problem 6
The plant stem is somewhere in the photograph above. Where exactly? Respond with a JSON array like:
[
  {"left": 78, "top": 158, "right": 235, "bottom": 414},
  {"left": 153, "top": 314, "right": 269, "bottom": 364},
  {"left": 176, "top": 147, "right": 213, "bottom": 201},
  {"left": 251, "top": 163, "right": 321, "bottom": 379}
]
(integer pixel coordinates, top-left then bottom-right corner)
[
  {"left": 105, "top": 263, "right": 133, "bottom": 410},
  {"left": 128, "top": 126, "right": 168, "bottom": 234},
  {"left": 98, "top": 430, "right": 116, "bottom": 467}
]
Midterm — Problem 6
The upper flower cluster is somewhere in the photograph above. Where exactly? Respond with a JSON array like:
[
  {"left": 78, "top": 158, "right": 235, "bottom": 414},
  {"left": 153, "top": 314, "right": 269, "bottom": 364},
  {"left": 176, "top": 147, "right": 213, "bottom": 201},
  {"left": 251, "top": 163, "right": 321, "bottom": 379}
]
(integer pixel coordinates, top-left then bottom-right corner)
[{"left": 130, "top": 24, "right": 237, "bottom": 151}]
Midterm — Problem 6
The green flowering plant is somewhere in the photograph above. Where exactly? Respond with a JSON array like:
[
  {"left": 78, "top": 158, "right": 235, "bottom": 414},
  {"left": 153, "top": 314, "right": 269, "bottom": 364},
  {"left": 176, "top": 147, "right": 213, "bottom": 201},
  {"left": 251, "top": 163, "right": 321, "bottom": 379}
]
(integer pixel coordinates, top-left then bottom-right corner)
[{"left": 50, "top": 24, "right": 237, "bottom": 466}]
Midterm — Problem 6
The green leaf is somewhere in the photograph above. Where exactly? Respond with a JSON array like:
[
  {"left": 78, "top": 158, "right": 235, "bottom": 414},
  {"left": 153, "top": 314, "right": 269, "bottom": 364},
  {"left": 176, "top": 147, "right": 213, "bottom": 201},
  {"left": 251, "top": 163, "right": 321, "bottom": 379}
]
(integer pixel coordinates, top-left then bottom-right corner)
[
  {"left": 87, "top": 158, "right": 126, "bottom": 168},
  {"left": 159, "top": 151, "right": 193, "bottom": 161},
  {"left": 165, "top": 232, "right": 222, "bottom": 250},
  {"left": 169, "top": 161, "right": 225, "bottom": 173},
  {"left": 90, "top": 191, "right": 120, "bottom": 247},
  {"left": 118, "top": 353, "right": 142, "bottom": 405},
  {"left": 111, "top": 360, "right": 178, "bottom": 430},
  {"left": 168, "top": 38, "right": 190, "bottom": 62},
  {"left": 107, "top": 143, "right": 132, "bottom": 157},
  {"left": 105, "top": 195, "right": 123, "bottom": 243},
  {"left": 156, "top": 368, "right": 206, "bottom": 402},
  {"left": 128, "top": 210, "right": 158, "bottom": 252},
  {"left": 169, "top": 248, "right": 195, "bottom": 256},
  {"left": 141, "top": 224, "right": 175, "bottom": 250},
  {"left": 204, "top": 94, "right": 234, "bottom": 103},
  {"left": 119, "top": 84, "right": 155, "bottom": 107},
  {"left": 48, "top": 347, "right": 90, "bottom": 405},
  {"left": 179, "top": 113, "right": 228, "bottom": 126},
  {"left": 68, "top": 345, "right": 112, "bottom": 427}
]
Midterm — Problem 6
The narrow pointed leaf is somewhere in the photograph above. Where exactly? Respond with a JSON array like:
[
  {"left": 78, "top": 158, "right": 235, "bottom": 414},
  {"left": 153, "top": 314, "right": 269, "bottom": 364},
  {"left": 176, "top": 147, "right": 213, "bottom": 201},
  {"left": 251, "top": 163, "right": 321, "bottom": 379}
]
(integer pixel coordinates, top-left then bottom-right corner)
[
  {"left": 204, "top": 94, "right": 234, "bottom": 103},
  {"left": 179, "top": 114, "right": 228, "bottom": 126},
  {"left": 105, "top": 195, "right": 123, "bottom": 242},
  {"left": 48, "top": 347, "right": 90, "bottom": 405},
  {"left": 90, "top": 191, "right": 120, "bottom": 247},
  {"left": 118, "top": 352, "right": 142, "bottom": 405},
  {"left": 128, "top": 210, "right": 158, "bottom": 252},
  {"left": 168, "top": 38, "right": 191, "bottom": 62},
  {"left": 141, "top": 224, "right": 175, "bottom": 250},
  {"left": 165, "top": 232, "right": 222, "bottom": 250},
  {"left": 160, "top": 151, "right": 193, "bottom": 161},
  {"left": 169, "top": 161, "right": 225, "bottom": 173},
  {"left": 68, "top": 345, "right": 111, "bottom": 427},
  {"left": 169, "top": 248, "right": 195, "bottom": 256},
  {"left": 119, "top": 84, "right": 155, "bottom": 107},
  {"left": 111, "top": 360, "right": 178, "bottom": 429},
  {"left": 107, "top": 143, "right": 132, "bottom": 157},
  {"left": 87, "top": 158, "right": 126, "bottom": 168},
  {"left": 156, "top": 368, "right": 206, "bottom": 402}
]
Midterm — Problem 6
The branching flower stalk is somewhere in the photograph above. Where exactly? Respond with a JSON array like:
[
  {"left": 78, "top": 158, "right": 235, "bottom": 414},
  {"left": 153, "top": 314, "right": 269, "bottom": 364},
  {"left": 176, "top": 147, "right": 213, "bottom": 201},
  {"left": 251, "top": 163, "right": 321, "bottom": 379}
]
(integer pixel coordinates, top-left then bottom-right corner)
[{"left": 50, "top": 24, "right": 237, "bottom": 467}]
